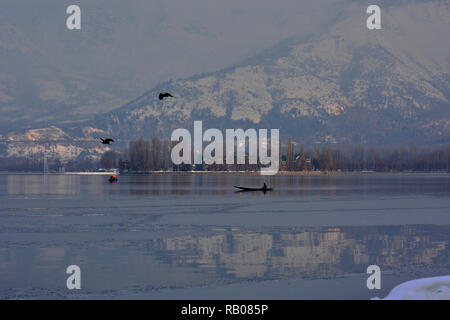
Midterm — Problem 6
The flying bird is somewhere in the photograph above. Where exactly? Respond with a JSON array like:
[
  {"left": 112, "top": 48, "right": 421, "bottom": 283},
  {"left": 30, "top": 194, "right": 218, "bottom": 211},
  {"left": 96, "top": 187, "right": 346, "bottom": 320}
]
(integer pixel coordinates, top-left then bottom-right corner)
[
  {"left": 100, "top": 138, "right": 114, "bottom": 145},
  {"left": 159, "top": 92, "right": 174, "bottom": 100}
]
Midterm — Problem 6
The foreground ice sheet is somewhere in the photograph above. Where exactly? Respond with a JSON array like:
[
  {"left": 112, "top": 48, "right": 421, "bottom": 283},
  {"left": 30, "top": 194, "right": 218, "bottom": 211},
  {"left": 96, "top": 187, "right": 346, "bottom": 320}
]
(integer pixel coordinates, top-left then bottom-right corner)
[{"left": 375, "top": 276, "right": 450, "bottom": 300}]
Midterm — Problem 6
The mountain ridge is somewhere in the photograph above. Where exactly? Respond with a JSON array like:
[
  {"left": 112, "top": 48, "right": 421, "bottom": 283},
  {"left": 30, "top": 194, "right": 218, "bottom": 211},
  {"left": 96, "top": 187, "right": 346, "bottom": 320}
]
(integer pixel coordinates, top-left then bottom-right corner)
[
  {"left": 83, "top": 1, "right": 449, "bottom": 143},
  {"left": 1, "top": 1, "right": 449, "bottom": 160}
]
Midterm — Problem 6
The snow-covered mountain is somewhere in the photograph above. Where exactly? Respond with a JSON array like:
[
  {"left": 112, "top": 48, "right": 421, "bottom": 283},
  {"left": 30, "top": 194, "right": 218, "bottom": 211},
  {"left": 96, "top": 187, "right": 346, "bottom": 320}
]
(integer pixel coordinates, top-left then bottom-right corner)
[
  {"left": 86, "top": 1, "right": 450, "bottom": 145},
  {"left": 2, "top": 1, "right": 449, "bottom": 159}
]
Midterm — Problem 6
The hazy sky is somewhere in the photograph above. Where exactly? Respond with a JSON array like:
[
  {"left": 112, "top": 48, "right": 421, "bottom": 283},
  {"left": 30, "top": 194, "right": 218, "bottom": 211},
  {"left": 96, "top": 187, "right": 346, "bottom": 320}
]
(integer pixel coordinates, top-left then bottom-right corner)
[
  {"left": 1, "top": 0, "right": 347, "bottom": 95},
  {"left": 1, "top": 0, "right": 448, "bottom": 132}
]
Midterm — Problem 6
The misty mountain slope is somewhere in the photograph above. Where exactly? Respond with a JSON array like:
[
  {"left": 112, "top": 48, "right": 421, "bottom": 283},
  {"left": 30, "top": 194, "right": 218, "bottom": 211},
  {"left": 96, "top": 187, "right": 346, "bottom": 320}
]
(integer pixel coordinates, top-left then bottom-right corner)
[
  {"left": 0, "top": 20, "right": 128, "bottom": 132},
  {"left": 83, "top": 1, "right": 449, "bottom": 145},
  {"left": 0, "top": 0, "right": 343, "bottom": 131}
]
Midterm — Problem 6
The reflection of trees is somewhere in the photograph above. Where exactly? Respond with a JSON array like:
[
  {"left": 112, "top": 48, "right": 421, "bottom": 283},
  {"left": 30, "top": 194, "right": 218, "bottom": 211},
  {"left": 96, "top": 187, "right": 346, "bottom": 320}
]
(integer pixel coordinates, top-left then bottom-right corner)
[{"left": 154, "top": 225, "right": 450, "bottom": 280}]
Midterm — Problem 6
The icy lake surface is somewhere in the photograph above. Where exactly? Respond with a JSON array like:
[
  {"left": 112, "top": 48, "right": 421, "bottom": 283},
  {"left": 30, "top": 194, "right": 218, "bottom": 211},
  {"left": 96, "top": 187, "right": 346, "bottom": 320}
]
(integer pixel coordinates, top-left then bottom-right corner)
[{"left": 0, "top": 173, "right": 449, "bottom": 299}]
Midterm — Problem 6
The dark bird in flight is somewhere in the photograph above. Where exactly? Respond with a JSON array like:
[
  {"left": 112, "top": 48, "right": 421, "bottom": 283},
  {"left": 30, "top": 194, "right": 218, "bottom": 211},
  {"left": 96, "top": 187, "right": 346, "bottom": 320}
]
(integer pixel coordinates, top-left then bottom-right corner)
[
  {"left": 100, "top": 138, "right": 114, "bottom": 145},
  {"left": 159, "top": 92, "right": 174, "bottom": 100}
]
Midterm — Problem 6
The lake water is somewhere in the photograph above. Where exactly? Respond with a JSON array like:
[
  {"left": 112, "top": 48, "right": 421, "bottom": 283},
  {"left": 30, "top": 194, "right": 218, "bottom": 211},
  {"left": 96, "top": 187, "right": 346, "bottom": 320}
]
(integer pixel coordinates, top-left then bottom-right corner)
[{"left": 0, "top": 173, "right": 449, "bottom": 299}]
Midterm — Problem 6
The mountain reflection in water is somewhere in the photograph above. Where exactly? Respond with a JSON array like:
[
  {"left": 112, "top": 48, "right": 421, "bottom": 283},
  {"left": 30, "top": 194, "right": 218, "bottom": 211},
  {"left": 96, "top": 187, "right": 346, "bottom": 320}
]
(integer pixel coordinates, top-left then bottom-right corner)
[{"left": 140, "top": 225, "right": 449, "bottom": 280}]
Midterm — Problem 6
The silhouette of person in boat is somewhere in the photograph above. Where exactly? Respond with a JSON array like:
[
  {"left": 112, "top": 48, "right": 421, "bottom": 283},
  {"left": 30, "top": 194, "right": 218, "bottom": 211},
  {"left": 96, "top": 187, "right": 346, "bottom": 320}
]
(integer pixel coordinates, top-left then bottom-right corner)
[{"left": 234, "top": 183, "right": 272, "bottom": 194}]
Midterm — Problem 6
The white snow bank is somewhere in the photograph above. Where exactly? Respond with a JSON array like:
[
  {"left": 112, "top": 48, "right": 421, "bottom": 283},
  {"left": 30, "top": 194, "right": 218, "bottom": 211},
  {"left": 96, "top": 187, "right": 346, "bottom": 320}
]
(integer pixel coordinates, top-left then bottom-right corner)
[{"left": 374, "top": 276, "right": 450, "bottom": 300}]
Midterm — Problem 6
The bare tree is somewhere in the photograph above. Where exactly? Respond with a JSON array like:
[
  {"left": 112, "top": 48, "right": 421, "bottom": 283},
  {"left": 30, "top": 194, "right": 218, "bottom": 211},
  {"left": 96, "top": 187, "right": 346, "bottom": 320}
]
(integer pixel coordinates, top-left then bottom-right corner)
[
  {"left": 129, "top": 138, "right": 152, "bottom": 171},
  {"left": 100, "top": 151, "right": 117, "bottom": 169}
]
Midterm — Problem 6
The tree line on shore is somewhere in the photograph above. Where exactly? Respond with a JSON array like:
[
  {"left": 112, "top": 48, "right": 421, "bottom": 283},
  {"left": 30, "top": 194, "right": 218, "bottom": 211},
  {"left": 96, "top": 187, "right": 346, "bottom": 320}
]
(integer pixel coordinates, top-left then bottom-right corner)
[
  {"left": 97, "top": 137, "right": 450, "bottom": 173},
  {"left": 0, "top": 137, "right": 448, "bottom": 173}
]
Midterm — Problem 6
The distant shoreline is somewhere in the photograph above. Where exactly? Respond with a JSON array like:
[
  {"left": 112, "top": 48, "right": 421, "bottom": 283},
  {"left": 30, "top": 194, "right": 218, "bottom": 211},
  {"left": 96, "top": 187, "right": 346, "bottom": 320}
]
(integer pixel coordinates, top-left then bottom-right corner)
[
  {"left": 0, "top": 170, "right": 448, "bottom": 175},
  {"left": 117, "top": 170, "right": 450, "bottom": 176}
]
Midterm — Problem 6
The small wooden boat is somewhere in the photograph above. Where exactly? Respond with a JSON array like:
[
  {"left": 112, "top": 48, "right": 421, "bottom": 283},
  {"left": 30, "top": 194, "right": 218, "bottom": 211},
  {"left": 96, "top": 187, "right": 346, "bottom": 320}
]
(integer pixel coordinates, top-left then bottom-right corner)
[{"left": 234, "top": 183, "right": 272, "bottom": 192}]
